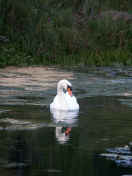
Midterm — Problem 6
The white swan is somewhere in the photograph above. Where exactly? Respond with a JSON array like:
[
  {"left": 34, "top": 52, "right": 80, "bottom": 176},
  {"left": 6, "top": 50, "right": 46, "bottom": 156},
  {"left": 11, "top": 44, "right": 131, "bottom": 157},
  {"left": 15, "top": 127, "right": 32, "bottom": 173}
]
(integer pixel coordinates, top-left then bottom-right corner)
[
  {"left": 50, "top": 79, "right": 79, "bottom": 111},
  {"left": 51, "top": 109, "right": 79, "bottom": 124}
]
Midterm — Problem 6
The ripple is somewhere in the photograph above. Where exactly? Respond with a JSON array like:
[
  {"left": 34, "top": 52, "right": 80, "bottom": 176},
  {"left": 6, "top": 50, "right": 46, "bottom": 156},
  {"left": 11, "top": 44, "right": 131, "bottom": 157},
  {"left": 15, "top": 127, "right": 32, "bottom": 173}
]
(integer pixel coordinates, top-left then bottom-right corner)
[
  {"left": 0, "top": 118, "right": 44, "bottom": 131},
  {"left": 100, "top": 145, "right": 132, "bottom": 168},
  {"left": 1, "top": 67, "right": 132, "bottom": 105}
]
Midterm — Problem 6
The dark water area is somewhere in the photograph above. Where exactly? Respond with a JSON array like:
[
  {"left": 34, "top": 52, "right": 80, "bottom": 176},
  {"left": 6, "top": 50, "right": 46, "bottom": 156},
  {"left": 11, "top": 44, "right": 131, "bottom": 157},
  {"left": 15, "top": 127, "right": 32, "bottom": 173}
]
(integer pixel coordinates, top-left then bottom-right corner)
[
  {"left": 0, "top": 67, "right": 132, "bottom": 176},
  {"left": 0, "top": 96, "right": 132, "bottom": 176}
]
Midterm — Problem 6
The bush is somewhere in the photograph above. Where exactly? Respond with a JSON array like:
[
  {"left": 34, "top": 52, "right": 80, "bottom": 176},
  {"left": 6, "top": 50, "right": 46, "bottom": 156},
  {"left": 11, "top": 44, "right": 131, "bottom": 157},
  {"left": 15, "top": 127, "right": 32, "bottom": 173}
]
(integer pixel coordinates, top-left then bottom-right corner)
[{"left": 0, "top": 0, "right": 132, "bottom": 66}]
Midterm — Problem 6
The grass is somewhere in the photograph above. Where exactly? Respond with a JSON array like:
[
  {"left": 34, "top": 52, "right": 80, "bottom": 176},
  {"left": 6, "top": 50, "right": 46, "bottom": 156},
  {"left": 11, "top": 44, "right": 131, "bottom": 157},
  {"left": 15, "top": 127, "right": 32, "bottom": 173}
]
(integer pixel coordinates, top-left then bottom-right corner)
[
  {"left": 1, "top": 43, "right": 131, "bottom": 67},
  {"left": 0, "top": 0, "right": 132, "bottom": 67}
]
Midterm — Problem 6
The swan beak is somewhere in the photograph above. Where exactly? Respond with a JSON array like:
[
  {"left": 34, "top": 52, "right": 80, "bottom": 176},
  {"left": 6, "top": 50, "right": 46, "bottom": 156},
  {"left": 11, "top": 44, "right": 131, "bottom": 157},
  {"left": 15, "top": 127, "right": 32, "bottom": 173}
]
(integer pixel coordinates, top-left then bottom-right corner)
[
  {"left": 67, "top": 87, "right": 72, "bottom": 96},
  {"left": 65, "top": 128, "right": 71, "bottom": 135}
]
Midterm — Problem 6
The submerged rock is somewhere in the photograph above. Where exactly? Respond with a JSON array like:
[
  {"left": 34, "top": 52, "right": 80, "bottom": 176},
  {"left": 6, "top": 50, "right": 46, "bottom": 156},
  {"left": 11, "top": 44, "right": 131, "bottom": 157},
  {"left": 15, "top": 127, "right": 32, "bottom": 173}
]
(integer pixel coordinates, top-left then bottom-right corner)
[
  {"left": 100, "top": 145, "right": 132, "bottom": 168},
  {"left": 106, "top": 146, "right": 131, "bottom": 155}
]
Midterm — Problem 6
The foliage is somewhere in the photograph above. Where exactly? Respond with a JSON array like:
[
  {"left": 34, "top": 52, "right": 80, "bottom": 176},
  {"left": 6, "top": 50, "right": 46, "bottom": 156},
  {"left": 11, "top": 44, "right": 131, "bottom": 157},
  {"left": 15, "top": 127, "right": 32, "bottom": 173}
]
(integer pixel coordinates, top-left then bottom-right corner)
[{"left": 0, "top": 0, "right": 132, "bottom": 66}]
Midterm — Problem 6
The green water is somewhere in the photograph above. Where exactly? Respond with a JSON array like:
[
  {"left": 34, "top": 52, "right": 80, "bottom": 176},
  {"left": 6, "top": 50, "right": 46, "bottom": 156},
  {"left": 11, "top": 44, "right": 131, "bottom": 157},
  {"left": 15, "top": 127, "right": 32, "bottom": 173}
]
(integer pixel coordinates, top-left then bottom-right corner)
[
  {"left": 0, "top": 67, "right": 132, "bottom": 175},
  {"left": 0, "top": 96, "right": 132, "bottom": 176}
]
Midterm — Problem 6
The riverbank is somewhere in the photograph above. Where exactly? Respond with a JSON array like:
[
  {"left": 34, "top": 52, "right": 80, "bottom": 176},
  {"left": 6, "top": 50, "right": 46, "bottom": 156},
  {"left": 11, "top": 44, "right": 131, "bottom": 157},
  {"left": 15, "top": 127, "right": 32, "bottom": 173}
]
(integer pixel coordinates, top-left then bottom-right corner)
[
  {"left": 0, "top": 43, "right": 132, "bottom": 67},
  {"left": 0, "top": 0, "right": 132, "bottom": 66}
]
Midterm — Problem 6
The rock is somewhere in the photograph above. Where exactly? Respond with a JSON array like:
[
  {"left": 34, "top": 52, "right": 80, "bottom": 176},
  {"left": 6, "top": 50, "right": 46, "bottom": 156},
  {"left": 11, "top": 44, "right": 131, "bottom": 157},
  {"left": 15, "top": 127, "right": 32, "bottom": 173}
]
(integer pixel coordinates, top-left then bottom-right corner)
[
  {"left": 0, "top": 35, "right": 9, "bottom": 42},
  {"left": 100, "top": 145, "right": 132, "bottom": 167},
  {"left": 106, "top": 146, "right": 131, "bottom": 155}
]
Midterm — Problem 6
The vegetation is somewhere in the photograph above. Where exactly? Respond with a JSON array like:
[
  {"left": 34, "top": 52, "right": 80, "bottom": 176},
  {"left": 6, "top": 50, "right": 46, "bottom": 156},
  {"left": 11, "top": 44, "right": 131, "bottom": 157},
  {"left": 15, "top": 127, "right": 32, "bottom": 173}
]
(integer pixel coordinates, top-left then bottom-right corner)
[{"left": 0, "top": 0, "right": 132, "bottom": 66}]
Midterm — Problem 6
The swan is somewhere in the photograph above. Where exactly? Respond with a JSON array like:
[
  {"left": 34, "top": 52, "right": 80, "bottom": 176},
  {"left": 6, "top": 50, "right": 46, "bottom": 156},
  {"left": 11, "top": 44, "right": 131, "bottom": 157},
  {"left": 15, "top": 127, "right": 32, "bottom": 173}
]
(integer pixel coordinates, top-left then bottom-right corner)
[
  {"left": 51, "top": 109, "right": 79, "bottom": 124},
  {"left": 50, "top": 79, "right": 79, "bottom": 111}
]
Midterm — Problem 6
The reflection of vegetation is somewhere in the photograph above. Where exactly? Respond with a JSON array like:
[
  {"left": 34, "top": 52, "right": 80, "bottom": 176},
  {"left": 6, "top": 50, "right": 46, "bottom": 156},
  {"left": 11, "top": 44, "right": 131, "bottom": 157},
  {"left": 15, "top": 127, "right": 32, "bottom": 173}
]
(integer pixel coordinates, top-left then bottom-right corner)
[{"left": 0, "top": 0, "right": 132, "bottom": 66}]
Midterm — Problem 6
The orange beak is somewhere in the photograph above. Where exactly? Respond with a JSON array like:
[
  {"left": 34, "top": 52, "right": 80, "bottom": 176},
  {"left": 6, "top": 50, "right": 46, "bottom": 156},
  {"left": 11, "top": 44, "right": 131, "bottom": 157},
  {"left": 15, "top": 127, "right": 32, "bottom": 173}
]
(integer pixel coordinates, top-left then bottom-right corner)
[
  {"left": 65, "top": 127, "right": 71, "bottom": 135},
  {"left": 67, "top": 87, "right": 72, "bottom": 96}
]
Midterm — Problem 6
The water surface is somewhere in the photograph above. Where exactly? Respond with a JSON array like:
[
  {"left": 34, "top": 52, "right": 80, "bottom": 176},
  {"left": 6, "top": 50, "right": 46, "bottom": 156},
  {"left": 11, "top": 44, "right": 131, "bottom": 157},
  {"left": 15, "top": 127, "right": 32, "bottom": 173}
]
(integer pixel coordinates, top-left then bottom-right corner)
[{"left": 0, "top": 67, "right": 132, "bottom": 176}]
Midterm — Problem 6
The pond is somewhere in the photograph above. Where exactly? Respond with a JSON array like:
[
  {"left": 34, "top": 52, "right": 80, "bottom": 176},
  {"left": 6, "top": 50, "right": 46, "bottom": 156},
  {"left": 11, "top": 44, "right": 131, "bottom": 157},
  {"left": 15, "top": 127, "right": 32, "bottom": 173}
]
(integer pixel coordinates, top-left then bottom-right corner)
[{"left": 0, "top": 67, "right": 132, "bottom": 176}]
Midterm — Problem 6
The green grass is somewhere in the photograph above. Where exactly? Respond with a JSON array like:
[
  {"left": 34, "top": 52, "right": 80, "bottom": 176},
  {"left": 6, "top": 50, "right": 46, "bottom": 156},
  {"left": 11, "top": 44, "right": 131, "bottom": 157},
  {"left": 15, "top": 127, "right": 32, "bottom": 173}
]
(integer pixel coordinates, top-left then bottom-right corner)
[
  {"left": 0, "top": 43, "right": 131, "bottom": 67},
  {"left": 0, "top": 0, "right": 132, "bottom": 67}
]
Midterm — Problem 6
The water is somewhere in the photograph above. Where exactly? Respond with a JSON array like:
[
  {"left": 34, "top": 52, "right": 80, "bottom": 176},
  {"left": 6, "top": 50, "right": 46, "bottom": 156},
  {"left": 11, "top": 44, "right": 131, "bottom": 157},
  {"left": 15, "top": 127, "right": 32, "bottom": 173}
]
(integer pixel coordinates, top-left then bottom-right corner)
[
  {"left": 0, "top": 67, "right": 132, "bottom": 176},
  {"left": 0, "top": 96, "right": 132, "bottom": 176}
]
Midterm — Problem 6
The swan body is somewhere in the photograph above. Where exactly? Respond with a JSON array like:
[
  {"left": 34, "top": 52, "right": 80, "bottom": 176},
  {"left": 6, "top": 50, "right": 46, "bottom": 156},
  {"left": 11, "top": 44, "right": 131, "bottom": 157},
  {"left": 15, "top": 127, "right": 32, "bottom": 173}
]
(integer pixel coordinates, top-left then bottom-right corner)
[
  {"left": 50, "top": 79, "right": 79, "bottom": 111},
  {"left": 51, "top": 108, "right": 79, "bottom": 124}
]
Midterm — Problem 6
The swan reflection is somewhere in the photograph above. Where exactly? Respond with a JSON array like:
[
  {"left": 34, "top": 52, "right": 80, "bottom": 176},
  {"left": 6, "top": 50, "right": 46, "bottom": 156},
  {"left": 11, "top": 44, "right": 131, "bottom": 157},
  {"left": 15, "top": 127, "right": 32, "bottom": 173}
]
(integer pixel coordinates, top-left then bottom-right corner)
[
  {"left": 50, "top": 109, "right": 79, "bottom": 124},
  {"left": 55, "top": 127, "right": 72, "bottom": 144},
  {"left": 50, "top": 109, "right": 79, "bottom": 144}
]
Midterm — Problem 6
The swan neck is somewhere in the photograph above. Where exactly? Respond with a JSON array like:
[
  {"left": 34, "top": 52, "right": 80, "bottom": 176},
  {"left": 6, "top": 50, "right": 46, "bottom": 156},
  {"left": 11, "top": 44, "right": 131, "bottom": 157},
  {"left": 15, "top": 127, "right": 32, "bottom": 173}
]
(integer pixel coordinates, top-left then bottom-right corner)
[{"left": 57, "top": 87, "right": 63, "bottom": 95}]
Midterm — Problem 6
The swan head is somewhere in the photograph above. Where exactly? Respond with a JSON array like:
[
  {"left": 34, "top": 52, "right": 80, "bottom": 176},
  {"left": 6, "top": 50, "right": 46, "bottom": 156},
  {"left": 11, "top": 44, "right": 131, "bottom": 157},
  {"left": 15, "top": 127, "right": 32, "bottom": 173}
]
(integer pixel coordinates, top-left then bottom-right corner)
[{"left": 57, "top": 79, "right": 72, "bottom": 96}]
